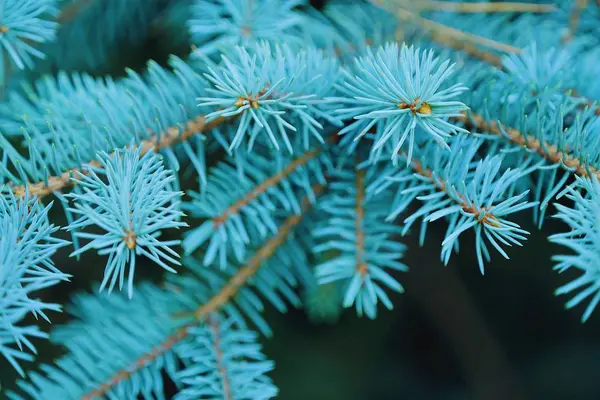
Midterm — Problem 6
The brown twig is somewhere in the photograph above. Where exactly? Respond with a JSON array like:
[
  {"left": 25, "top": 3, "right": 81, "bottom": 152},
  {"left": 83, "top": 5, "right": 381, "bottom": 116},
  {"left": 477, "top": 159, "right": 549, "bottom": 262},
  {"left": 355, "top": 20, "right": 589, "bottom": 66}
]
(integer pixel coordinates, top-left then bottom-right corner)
[
  {"left": 354, "top": 168, "right": 368, "bottom": 276},
  {"left": 212, "top": 145, "right": 324, "bottom": 227},
  {"left": 208, "top": 316, "right": 232, "bottom": 400},
  {"left": 396, "top": 7, "right": 522, "bottom": 54},
  {"left": 457, "top": 112, "right": 600, "bottom": 180},
  {"left": 415, "top": 1, "right": 556, "bottom": 13},
  {"left": 10, "top": 115, "right": 224, "bottom": 198},
  {"left": 409, "top": 155, "right": 501, "bottom": 227},
  {"left": 57, "top": 0, "right": 94, "bottom": 23},
  {"left": 564, "top": 0, "right": 589, "bottom": 42}
]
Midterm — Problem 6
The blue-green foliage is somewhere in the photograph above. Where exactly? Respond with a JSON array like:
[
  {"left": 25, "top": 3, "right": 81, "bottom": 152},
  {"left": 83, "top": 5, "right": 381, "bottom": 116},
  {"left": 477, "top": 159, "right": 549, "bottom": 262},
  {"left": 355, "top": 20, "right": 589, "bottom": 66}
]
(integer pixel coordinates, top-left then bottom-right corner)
[
  {"left": 6, "top": 283, "right": 186, "bottom": 399},
  {"left": 175, "top": 318, "right": 278, "bottom": 400},
  {"left": 370, "top": 134, "right": 537, "bottom": 273},
  {"left": 0, "top": 0, "right": 58, "bottom": 84},
  {"left": 198, "top": 43, "right": 341, "bottom": 152},
  {"left": 550, "top": 176, "right": 600, "bottom": 322},
  {"left": 0, "top": 192, "right": 69, "bottom": 376},
  {"left": 6, "top": 205, "right": 314, "bottom": 398},
  {"left": 313, "top": 159, "right": 407, "bottom": 319},
  {"left": 0, "top": 54, "right": 210, "bottom": 178},
  {"left": 189, "top": 0, "right": 307, "bottom": 56},
  {"left": 4, "top": 0, "right": 600, "bottom": 397},
  {"left": 66, "top": 148, "right": 186, "bottom": 298},
  {"left": 335, "top": 43, "right": 469, "bottom": 164}
]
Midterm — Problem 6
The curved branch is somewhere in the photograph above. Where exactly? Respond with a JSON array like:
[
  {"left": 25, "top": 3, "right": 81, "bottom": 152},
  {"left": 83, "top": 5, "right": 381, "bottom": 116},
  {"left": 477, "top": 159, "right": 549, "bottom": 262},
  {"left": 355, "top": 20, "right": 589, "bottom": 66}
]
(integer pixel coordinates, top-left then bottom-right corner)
[{"left": 80, "top": 184, "right": 325, "bottom": 400}]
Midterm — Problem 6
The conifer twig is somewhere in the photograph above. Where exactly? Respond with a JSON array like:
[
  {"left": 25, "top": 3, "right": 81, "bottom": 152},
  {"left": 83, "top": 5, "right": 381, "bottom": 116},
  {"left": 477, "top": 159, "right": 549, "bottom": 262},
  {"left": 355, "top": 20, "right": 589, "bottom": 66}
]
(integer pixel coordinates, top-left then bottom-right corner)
[
  {"left": 409, "top": 156, "right": 501, "bottom": 227},
  {"left": 208, "top": 316, "right": 232, "bottom": 400},
  {"left": 565, "top": 0, "right": 589, "bottom": 42},
  {"left": 80, "top": 185, "right": 325, "bottom": 400},
  {"left": 57, "top": 0, "right": 94, "bottom": 23},
  {"left": 428, "top": 31, "right": 504, "bottom": 67},
  {"left": 416, "top": 1, "right": 556, "bottom": 13},
  {"left": 458, "top": 112, "right": 600, "bottom": 180},
  {"left": 10, "top": 115, "right": 225, "bottom": 198},
  {"left": 354, "top": 168, "right": 368, "bottom": 275},
  {"left": 395, "top": 7, "right": 522, "bottom": 54},
  {"left": 212, "top": 145, "right": 325, "bottom": 227}
]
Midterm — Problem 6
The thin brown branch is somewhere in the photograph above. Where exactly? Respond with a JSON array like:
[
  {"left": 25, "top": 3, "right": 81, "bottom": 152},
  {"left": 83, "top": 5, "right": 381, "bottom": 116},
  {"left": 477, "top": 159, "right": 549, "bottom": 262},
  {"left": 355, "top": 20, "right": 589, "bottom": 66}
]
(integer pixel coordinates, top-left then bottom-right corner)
[
  {"left": 208, "top": 316, "right": 232, "bottom": 400},
  {"left": 212, "top": 145, "right": 324, "bottom": 227},
  {"left": 565, "top": 0, "right": 589, "bottom": 42},
  {"left": 10, "top": 115, "right": 225, "bottom": 199},
  {"left": 428, "top": 31, "right": 504, "bottom": 67},
  {"left": 416, "top": 1, "right": 556, "bottom": 13},
  {"left": 354, "top": 168, "right": 368, "bottom": 276},
  {"left": 57, "top": 0, "right": 94, "bottom": 23},
  {"left": 457, "top": 112, "right": 600, "bottom": 180},
  {"left": 80, "top": 324, "right": 190, "bottom": 400},
  {"left": 396, "top": 7, "right": 522, "bottom": 54},
  {"left": 80, "top": 184, "right": 325, "bottom": 400},
  {"left": 409, "top": 152, "right": 500, "bottom": 227}
]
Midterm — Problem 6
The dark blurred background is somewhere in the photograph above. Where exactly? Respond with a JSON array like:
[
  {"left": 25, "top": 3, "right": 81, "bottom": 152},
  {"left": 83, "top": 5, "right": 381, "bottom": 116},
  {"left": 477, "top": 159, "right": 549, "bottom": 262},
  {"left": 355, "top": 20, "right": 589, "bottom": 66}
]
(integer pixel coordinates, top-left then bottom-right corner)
[{"left": 2, "top": 1, "right": 600, "bottom": 399}]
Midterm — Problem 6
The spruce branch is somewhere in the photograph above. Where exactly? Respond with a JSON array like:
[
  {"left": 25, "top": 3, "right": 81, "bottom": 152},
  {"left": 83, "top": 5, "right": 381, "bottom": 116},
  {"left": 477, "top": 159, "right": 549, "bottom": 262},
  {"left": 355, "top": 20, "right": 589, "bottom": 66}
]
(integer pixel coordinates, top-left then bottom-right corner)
[
  {"left": 211, "top": 146, "right": 325, "bottom": 229},
  {"left": 207, "top": 317, "right": 233, "bottom": 400},
  {"left": 192, "top": 184, "right": 325, "bottom": 320},
  {"left": 9, "top": 115, "right": 225, "bottom": 199},
  {"left": 372, "top": 0, "right": 600, "bottom": 117},
  {"left": 313, "top": 161, "right": 406, "bottom": 318},
  {"left": 394, "top": 7, "right": 522, "bottom": 54},
  {"left": 565, "top": 0, "right": 589, "bottom": 42},
  {"left": 174, "top": 316, "right": 278, "bottom": 400},
  {"left": 65, "top": 148, "right": 188, "bottom": 298},
  {"left": 80, "top": 184, "right": 325, "bottom": 400},
  {"left": 335, "top": 43, "right": 469, "bottom": 165},
  {"left": 458, "top": 112, "right": 600, "bottom": 181},
  {"left": 550, "top": 175, "right": 600, "bottom": 322},
  {"left": 377, "top": 135, "right": 535, "bottom": 272},
  {"left": 414, "top": 1, "right": 556, "bottom": 14}
]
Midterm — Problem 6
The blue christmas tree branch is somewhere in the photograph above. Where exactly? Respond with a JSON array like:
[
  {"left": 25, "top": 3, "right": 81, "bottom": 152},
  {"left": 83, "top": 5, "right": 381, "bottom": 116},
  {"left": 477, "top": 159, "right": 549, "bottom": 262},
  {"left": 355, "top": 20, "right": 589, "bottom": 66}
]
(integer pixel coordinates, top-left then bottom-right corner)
[
  {"left": 198, "top": 42, "right": 341, "bottom": 153},
  {"left": 65, "top": 148, "right": 187, "bottom": 298},
  {"left": 370, "top": 135, "right": 537, "bottom": 273},
  {"left": 0, "top": 0, "right": 59, "bottom": 84},
  {"left": 8, "top": 184, "right": 323, "bottom": 399},
  {"left": 175, "top": 316, "right": 277, "bottom": 400},
  {"left": 312, "top": 159, "right": 407, "bottom": 319},
  {"left": 83, "top": 187, "right": 323, "bottom": 400},
  {"left": 0, "top": 191, "right": 69, "bottom": 376},
  {"left": 189, "top": 0, "right": 307, "bottom": 57},
  {"left": 550, "top": 175, "right": 600, "bottom": 322},
  {"left": 334, "top": 43, "right": 469, "bottom": 165}
]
